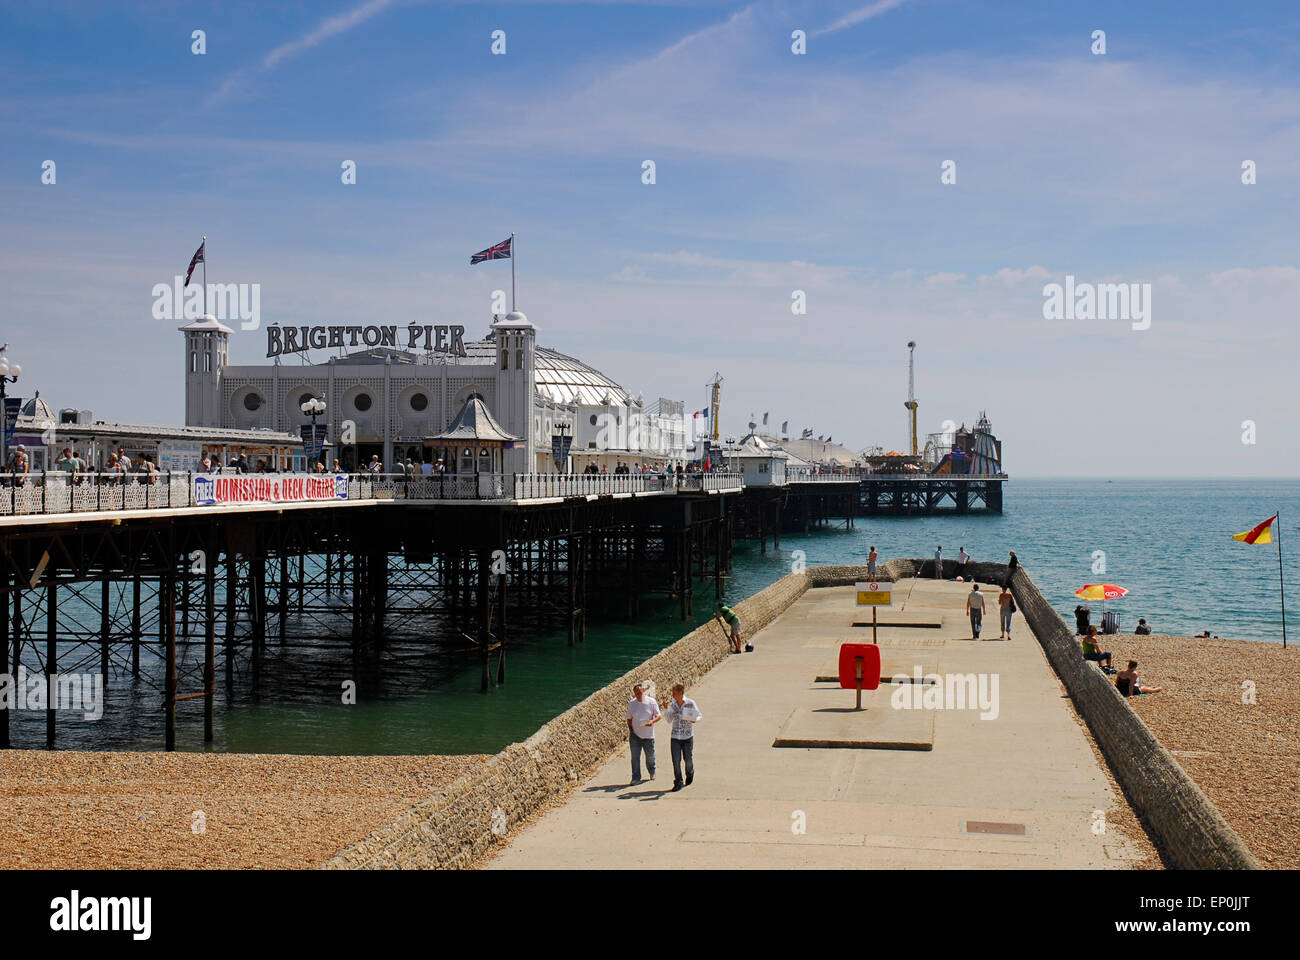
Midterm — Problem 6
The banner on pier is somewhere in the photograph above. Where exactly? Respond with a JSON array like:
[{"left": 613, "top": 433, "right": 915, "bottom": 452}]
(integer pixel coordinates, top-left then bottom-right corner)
[{"left": 192, "top": 473, "right": 349, "bottom": 506}]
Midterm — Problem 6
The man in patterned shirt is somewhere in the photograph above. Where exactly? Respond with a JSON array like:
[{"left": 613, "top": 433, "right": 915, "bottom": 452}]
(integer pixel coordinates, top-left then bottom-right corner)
[{"left": 664, "top": 683, "right": 703, "bottom": 791}]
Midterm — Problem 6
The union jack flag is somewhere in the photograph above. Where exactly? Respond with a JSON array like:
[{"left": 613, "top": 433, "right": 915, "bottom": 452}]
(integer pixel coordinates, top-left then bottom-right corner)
[
  {"left": 470, "top": 236, "right": 512, "bottom": 264},
  {"left": 184, "top": 238, "right": 205, "bottom": 287}
]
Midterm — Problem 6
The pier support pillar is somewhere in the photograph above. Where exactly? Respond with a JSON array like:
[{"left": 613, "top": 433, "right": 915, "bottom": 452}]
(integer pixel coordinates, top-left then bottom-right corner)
[
  {"left": 478, "top": 548, "right": 491, "bottom": 692},
  {"left": 163, "top": 572, "right": 177, "bottom": 751},
  {"left": 131, "top": 575, "right": 141, "bottom": 678},
  {"left": 100, "top": 578, "right": 110, "bottom": 687},
  {"left": 1, "top": 574, "right": 8, "bottom": 748},
  {"left": 204, "top": 546, "right": 216, "bottom": 743},
  {"left": 496, "top": 567, "right": 507, "bottom": 685},
  {"left": 46, "top": 583, "right": 57, "bottom": 750}
]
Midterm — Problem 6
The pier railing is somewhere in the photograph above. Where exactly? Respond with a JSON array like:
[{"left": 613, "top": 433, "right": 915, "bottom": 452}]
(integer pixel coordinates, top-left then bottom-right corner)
[
  {"left": 786, "top": 472, "right": 861, "bottom": 483},
  {"left": 0, "top": 469, "right": 745, "bottom": 517}
]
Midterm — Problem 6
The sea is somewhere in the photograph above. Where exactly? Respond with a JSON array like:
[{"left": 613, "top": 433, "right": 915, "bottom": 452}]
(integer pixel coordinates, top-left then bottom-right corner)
[{"left": 6, "top": 478, "right": 1297, "bottom": 755}]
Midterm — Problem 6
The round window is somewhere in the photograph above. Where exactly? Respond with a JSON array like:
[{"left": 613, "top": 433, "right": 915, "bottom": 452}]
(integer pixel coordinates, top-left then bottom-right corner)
[
  {"left": 243, "top": 393, "right": 263, "bottom": 412},
  {"left": 354, "top": 392, "right": 372, "bottom": 412},
  {"left": 589, "top": 415, "right": 598, "bottom": 426},
  {"left": 410, "top": 393, "right": 428, "bottom": 411}
]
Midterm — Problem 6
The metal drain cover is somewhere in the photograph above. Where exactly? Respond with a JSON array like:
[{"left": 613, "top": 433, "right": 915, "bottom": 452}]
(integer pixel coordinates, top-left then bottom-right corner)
[{"left": 963, "top": 820, "right": 1027, "bottom": 836}]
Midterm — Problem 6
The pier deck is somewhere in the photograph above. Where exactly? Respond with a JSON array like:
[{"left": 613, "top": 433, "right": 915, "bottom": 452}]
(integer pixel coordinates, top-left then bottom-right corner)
[{"left": 487, "top": 578, "right": 1153, "bottom": 869}]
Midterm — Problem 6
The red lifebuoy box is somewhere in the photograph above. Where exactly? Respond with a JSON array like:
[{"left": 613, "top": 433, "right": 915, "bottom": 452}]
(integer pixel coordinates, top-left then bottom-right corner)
[{"left": 838, "top": 642, "right": 881, "bottom": 690}]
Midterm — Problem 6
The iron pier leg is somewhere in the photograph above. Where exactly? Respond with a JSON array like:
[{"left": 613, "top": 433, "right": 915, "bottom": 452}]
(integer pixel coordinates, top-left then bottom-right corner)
[
  {"left": 496, "top": 565, "right": 507, "bottom": 685},
  {"left": 100, "top": 578, "right": 110, "bottom": 687},
  {"left": 163, "top": 572, "right": 177, "bottom": 751},
  {"left": 224, "top": 552, "right": 236, "bottom": 687},
  {"left": 479, "top": 548, "right": 490, "bottom": 691},
  {"left": 131, "top": 575, "right": 141, "bottom": 677},
  {"left": 1, "top": 573, "right": 8, "bottom": 748},
  {"left": 204, "top": 547, "right": 216, "bottom": 743},
  {"left": 46, "top": 582, "right": 57, "bottom": 750}
]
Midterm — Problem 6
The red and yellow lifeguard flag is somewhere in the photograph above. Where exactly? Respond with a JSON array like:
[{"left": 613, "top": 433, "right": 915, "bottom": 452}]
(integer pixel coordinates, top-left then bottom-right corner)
[{"left": 1233, "top": 514, "right": 1277, "bottom": 544}]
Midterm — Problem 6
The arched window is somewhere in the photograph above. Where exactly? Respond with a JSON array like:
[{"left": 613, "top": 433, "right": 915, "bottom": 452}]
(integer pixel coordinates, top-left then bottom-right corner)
[
  {"left": 203, "top": 352, "right": 211, "bottom": 373},
  {"left": 190, "top": 352, "right": 197, "bottom": 373},
  {"left": 515, "top": 349, "right": 523, "bottom": 369},
  {"left": 501, "top": 350, "right": 509, "bottom": 370}
]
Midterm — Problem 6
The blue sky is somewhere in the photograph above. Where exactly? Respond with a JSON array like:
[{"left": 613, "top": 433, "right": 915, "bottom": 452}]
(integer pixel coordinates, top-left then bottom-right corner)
[{"left": 3, "top": 0, "right": 1300, "bottom": 475}]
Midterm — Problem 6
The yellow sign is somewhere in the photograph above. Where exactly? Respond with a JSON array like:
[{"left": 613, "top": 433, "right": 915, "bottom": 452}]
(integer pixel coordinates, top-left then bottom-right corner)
[{"left": 855, "top": 581, "right": 891, "bottom": 606}]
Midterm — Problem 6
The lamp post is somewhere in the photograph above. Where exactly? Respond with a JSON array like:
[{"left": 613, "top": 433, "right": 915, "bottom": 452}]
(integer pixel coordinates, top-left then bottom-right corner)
[
  {"left": 0, "top": 351, "right": 22, "bottom": 471},
  {"left": 300, "top": 397, "right": 326, "bottom": 468}
]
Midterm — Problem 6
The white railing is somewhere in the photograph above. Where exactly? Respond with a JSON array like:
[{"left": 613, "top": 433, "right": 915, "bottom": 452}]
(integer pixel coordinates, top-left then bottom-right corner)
[
  {"left": 787, "top": 472, "right": 861, "bottom": 483},
  {"left": 0, "top": 468, "right": 747, "bottom": 517},
  {"left": 0, "top": 471, "right": 196, "bottom": 516}
]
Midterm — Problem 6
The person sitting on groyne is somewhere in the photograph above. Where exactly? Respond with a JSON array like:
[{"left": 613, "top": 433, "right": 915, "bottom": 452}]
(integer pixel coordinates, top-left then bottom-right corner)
[
  {"left": 1081, "top": 625, "right": 1116, "bottom": 674},
  {"left": 1116, "top": 660, "right": 1162, "bottom": 697}
]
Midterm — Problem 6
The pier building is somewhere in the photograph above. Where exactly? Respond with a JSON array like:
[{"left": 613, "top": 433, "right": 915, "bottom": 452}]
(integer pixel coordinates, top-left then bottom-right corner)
[{"left": 181, "top": 312, "right": 695, "bottom": 473}]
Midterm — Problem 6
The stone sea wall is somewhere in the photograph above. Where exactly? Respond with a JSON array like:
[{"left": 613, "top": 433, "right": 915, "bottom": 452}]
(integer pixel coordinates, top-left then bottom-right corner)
[
  {"left": 324, "top": 568, "right": 810, "bottom": 869},
  {"left": 326, "top": 559, "right": 1257, "bottom": 870},
  {"left": 1007, "top": 563, "right": 1260, "bottom": 870}
]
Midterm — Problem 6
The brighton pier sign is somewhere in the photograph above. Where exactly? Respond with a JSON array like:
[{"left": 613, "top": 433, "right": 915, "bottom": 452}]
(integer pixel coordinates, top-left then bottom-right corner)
[{"left": 266, "top": 323, "right": 467, "bottom": 358}]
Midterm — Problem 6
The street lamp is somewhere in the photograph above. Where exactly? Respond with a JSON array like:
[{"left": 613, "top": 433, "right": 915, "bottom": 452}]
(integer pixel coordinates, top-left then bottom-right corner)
[
  {"left": 0, "top": 351, "right": 21, "bottom": 471},
  {"left": 300, "top": 397, "right": 326, "bottom": 468}
]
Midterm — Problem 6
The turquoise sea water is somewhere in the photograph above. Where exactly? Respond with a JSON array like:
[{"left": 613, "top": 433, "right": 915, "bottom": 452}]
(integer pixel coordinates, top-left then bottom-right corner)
[{"left": 13, "top": 479, "right": 1299, "bottom": 755}]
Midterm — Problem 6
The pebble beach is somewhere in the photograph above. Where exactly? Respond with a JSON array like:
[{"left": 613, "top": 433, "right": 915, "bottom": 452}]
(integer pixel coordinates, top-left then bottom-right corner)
[
  {"left": 0, "top": 631, "right": 1295, "bottom": 870},
  {"left": 1102, "top": 633, "right": 1300, "bottom": 868},
  {"left": 0, "top": 752, "right": 487, "bottom": 869}
]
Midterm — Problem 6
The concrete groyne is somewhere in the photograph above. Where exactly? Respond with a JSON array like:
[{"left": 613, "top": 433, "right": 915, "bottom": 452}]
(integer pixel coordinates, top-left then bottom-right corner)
[{"left": 325, "top": 560, "right": 1258, "bottom": 870}]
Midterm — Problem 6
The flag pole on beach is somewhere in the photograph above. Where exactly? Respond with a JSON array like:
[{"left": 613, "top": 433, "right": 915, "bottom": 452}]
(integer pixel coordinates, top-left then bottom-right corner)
[
  {"left": 1278, "top": 510, "right": 1287, "bottom": 648},
  {"left": 511, "top": 232, "right": 516, "bottom": 312},
  {"left": 202, "top": 235, "right": 207, "bottom": 317},
  {"left": 1233, "top": 512, "right": 1285, "bottom": 647}
]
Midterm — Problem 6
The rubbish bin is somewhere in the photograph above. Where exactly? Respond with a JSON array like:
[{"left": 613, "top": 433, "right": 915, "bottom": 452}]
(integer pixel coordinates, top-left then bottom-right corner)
[{"left": 1074, "top": 604, "right": 1092, "bottom": 635}]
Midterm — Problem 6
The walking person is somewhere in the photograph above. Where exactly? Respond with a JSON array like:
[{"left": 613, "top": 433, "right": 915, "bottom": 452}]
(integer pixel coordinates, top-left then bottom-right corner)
[
  {"left": 933, "top": 545, "right": 943, "bottom": 580},
  {"left": 998, "top": 585, "right": 1015, "bottom": 639},
  {"left": 966, "top": 582, "right": 985, "bottom": 639},
  {"left": 867, "top": 545, "right": 878, "bottom": 577},
  {"left": 664, "top": 683, "right": 702, "bottom": 791},
  {"left": 625, "top": 683, "right": 661, "bottom": 783},
  {"left": 956, "top": 545, "right": 970, "bottom": 580}
]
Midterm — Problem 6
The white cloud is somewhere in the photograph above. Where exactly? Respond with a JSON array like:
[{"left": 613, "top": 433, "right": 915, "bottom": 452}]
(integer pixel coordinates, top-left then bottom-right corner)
[
  {"left": 211, "top": 0, "right": 396, "bottom": 103},
  {"left": 813, "top": 0, "right": 911, "bottom": 38}
]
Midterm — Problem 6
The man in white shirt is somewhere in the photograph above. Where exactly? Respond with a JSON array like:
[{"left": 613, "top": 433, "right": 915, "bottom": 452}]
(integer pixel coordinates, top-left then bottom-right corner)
[
  {"left": 664, "top": 683, "right": 702, "bottom": 791},
  {"left": 625, "top": 683, "right": 661, "bottom": 783},
  {"left": 966, "top": 582, "right": 986, "bottom": 640},
  {"left": 934, "top": 545, "right": 943, "bottom": 579},
  {"left": 956, "top": 546, "right": 970, "bottom": 579}
]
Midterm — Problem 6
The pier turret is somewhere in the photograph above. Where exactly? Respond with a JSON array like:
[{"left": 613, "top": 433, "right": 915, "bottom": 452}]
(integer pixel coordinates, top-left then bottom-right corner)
[
  {"left": 492, "top": 310, "right": 536, "bottom": 473},
  {"left": 179, "top": 315, "right": 232, "bottom": 427}
]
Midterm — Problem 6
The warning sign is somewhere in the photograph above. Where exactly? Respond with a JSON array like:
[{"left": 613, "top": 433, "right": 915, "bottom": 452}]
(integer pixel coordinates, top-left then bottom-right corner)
[{"left": 855, "top": 581, "right": 891, "bottom": 606}]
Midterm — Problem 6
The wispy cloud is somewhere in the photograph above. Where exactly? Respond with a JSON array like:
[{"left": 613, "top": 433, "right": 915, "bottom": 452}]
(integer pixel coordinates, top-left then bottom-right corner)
[
  {"left": 211, "top": 0, "right": 397, "bottom": 103},
  {"left": 813, "top": 0, "right": 910, "bottom": 37}
]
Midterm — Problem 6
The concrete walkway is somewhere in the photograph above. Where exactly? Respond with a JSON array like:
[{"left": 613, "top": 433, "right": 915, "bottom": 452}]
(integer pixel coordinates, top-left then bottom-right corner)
[{"left": 488, "top": 578, "right": 1148, "bottom": 869}]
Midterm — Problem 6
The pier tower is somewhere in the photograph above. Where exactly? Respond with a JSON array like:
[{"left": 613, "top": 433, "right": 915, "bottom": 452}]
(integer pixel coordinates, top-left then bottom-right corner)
[
  {"left": 492, "top": 310, "right": 536, "bottom": 474},
  {"left": 179, "top": 315, "right": 232, "bottom": 427}
]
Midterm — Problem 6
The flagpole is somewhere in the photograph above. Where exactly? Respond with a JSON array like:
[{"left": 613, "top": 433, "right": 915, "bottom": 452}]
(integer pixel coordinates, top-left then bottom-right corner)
[
  {"left": 510, "top": 232, "right": 516, "bottom": 312},
  {"left": 1278, "top": 511, "right": 1287, "bottom": 648},
  {"left": 201, "top": 235, "right": 207, "bottom": 317}
]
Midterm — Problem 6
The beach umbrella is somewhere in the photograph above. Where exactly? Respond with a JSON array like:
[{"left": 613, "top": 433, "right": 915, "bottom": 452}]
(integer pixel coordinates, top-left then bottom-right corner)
[
  {"left": 1075, "top": 584, "right": 1129, "bottom": 601},
  {"left": 1075, "top": 583, "right": 1128, "bottom": 625}
]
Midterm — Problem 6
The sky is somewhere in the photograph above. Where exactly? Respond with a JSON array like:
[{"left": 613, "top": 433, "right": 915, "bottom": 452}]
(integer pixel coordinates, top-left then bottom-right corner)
[{"left": 2, "top": 0, "right": 1299, "bottom": 477}]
